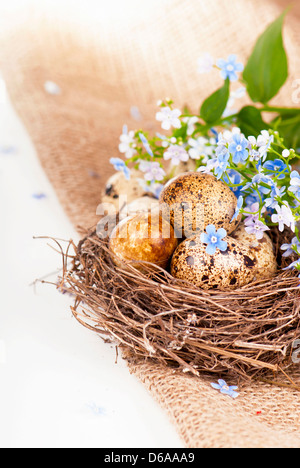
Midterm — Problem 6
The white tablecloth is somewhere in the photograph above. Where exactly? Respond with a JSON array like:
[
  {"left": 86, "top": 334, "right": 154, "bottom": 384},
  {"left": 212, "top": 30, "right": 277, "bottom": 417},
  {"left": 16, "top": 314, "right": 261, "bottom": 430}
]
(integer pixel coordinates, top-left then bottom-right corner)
[{"left": 0, "top": 77, "right": 183, "bottom": 448}]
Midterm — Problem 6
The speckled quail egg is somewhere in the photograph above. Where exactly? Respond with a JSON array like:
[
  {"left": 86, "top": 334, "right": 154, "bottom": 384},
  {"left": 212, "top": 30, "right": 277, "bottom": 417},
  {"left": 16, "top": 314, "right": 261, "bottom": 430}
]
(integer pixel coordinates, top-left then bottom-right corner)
[
  {"left": 101, "top": 169, "right": 147, "bottom": 215},
  {"left": 119, "top": 196, "right": 159, "bottom": 220},
  {"left": 231, "top": 223, "right": 277, "bottom": 280},
  {"left": 109, "top": 212, "right": 178, "bottom": 271},
  {"left": 170, "top": 234, "right": 257, "bottom": 290},
  {"left": 159, "top": 172, "right": 241, "bottom": 239}
]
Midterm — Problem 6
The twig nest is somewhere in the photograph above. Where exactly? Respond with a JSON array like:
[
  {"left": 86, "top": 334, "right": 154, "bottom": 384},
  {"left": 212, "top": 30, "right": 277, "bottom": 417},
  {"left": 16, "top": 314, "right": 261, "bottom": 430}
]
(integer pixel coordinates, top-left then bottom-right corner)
[
  {"left": 101, "top": 169, "right": 146, "bottom": 214},
  {"left": 66, "top": 226, "right": 300, "bottom": 380},
  {"left": 109, "top": 212, "right": 178, "bottom": 271},
  {"left": 170, "top": 234, "right": 257, "bottom": 289},
  {"left": 159, "top": 172, "right": 241, "bottom": 238},
  {"left": 231, "top": 224, "right": 277, "bottom": 280}
]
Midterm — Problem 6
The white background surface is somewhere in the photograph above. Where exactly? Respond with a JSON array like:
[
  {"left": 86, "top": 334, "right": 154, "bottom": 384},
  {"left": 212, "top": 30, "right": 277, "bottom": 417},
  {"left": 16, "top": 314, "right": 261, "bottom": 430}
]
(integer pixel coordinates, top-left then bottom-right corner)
[{"left": 0, "top": 78, "right": 183, "bottom": 448}]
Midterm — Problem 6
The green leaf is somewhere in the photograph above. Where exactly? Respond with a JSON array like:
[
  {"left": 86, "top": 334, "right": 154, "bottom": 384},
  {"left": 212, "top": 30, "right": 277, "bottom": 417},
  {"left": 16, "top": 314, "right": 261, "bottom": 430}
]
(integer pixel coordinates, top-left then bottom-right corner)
[
  {"left": 237, "top": 105, "right": 269, "bottom": 137},
  {"left": 200, "top": 79, "right": 230, "bottom": 124},
  {"left": 172, "top": 122, "right": 188, "bottom": 139},
  {"left": 243, "top": 10, "right": 288, "bottom": 104},
  {"left": 272, "top": 113, "right": 300, "bottom": 150}
]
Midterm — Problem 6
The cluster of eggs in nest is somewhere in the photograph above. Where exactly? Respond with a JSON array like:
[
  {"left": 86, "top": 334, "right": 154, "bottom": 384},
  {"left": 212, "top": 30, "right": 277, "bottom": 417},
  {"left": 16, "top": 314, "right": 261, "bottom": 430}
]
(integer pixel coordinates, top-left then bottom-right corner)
[{"left": 103, "top": 171, "right": 277, "bottom": 290}]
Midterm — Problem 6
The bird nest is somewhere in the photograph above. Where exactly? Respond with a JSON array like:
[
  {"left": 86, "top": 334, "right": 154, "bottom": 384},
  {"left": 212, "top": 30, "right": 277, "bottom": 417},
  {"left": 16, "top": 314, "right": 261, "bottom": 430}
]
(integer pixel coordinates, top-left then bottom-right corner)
[{"left": 56, "top": 224, "right": 300, "bottom": 385}]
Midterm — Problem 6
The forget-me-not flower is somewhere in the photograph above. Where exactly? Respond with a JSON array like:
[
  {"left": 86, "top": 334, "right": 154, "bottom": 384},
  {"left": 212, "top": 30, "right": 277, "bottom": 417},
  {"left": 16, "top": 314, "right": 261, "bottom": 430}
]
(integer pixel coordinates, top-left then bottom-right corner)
[
  {"left": 163, "top": 144, "right": 189, "bottom": 166},
  {"left": 281, "top": 237, "right": 300, "bottom": 257},
  {"left": 283, "top": 258, "right": 300, "bottom": 280},
  {"left": 256, "top": 130, "right": 274, "bottom": 161},
  {"left": 119, "top": 125, "right": 136, "bottom": 159},
  {"left": 139, "top": 133, "right": 154, "bottom": 157},
  {"left": 242, "top": 173, "right": 274, "bottom": 195},
  {"left": 156, "top": 106, "right": 181, "bottom": 131},
  {"left": 244, "top": 203, "right": 269, "bottom": 239},
  {"left": 247, "top": 136, "right": 261, "bottom": 161},
  {"left": 197, "top": 157, "right": 219, "bottom": 175},
  {"left": 214, "top": 153, "right": 230, "bottom": 180},
  {"left": 213, "top": 145, "right": 230, "bottom": 179},
  {"left": 188, "top": 136, "right": 214, "bottom": 160},
  {"left": 182, "top": 116, "right": 199, "bottom": 135},
  {"left": 200, "top": 224, "right": 227, "bottom": 255},
  {"left": 216, "top": 54, "right": 244, "bottom": 82},
  {"left": 223, "top": 170, "right": 243, "bottom": 197},
  {"left": 228, "top": 133, "right": 248, "bottom": 164},
  {"left": 264, "top": 185, "right": 286, "bottom": 210},
  {"left": 288, "top": 170, "right": 300, "bottom": 199},
  {"left": 263, "top": 159, "right": 289, "bottom": 180},
  {"left": 271, "top": 203, "right": 295, "bottom": 232},
  {"left": 110, "top": 157, "right": 131, "bottom": 180},
  {"left": 138, "top": 179, "right": 164, "bottom": 199},
  {"left": 245, "top": 218, "right": 270, "bottom": 240},
  {"left": 231, "top": 195, "right": 243, "bottom": 222},
  {"left": 211, "top": 379, "right": 239, "bottom": 399},
  {"left": 143, "top": 161, "right": 166, "bottom": 182}
]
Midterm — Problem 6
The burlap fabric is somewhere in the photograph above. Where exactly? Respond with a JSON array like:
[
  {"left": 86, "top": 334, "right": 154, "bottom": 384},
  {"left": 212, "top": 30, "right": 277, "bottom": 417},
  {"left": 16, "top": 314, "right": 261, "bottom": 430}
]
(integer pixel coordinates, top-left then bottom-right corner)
[{"left": 1, "top": 0, "right": 300, "bottom": 448}]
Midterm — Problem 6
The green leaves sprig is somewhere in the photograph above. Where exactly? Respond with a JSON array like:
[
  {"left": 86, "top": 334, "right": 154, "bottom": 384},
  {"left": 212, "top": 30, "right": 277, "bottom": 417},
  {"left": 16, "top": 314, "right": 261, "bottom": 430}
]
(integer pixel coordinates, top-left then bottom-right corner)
[{"left": 198, "top": 9, "right": 300, "bottom": 152}]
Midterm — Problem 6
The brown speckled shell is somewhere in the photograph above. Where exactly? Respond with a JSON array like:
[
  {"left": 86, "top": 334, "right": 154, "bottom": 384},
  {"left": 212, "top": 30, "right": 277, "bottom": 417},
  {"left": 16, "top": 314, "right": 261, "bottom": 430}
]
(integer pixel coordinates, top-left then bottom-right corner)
[
  {"left": 159, "top": 172, "right": 241, "bottom": 238},
  {"left": 102, "top": 170, "right": 147, "bottom": 214},
  {"left": 170, "top": 234, "right": 257, "bottom": 290},
  {"left": 119, "top": 196, "right": 159, "bottom": 220},
  {"left": 109, "top": 212, "right": 178, "bottom": 271},
  {"left": 231, "top": 224, "right": 277, "bottom": 280}
]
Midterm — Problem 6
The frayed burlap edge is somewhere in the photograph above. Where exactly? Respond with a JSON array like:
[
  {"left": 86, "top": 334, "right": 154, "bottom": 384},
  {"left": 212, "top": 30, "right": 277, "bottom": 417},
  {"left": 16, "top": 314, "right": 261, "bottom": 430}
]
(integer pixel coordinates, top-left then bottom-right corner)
[{"left": 1, "top": 0, "right": 300, "bottom": 447}]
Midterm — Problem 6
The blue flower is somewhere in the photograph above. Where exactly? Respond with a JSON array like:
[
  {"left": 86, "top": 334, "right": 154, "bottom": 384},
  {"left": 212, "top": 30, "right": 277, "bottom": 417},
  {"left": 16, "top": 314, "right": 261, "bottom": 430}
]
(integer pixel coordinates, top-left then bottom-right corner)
[
  {"left": 242, "top": 173, "right": 274, "bottom": 195},
  {"left": 139, "top": 132, "right": 154, "bottom": 157},
  {"left": 200, "top": 224, "right": 228, "bottom": 255},
  {"left": 210, "top": 127, "right": 219, "bottom": 139},
  {"left": 231, "top": 195, "right": 243, "bottom": 222},
  {"left": 288, "top": 170, "right": 300, "bottom": 199},
  {"left": 223, "top": 169, "right": 243, "bottom": 197},
  {"left": 245, "top": 192, "right": 260, "bottom": 206},
  {"left": 283, "top": 258, "right": 300, "bottom": 279},
  {"left": 138, "top": 179, "right": 164, "bottom": 199},
  {"left": 110, "top": 157, "right": 131, "bottom": 180},
  {"left": 214, "top": 147, "right": 230, "bottom": 180},
  {"left": 216, "top": 54, "right": 244, "bottom": 82},
  {"left": 263, "top": 159, "right": 289, "bottom": 180},
  {"left": 281, "top": 237, "right": 300, "bottom": 257},
  {"left": 228, "top": 133, "right": 248, "bottom": 164},
  {"left": 211, "top": 379, "right": 239, "bottom": 399},
  {"left": 264, "top": 185, "right": 286, "bottom": 209}
]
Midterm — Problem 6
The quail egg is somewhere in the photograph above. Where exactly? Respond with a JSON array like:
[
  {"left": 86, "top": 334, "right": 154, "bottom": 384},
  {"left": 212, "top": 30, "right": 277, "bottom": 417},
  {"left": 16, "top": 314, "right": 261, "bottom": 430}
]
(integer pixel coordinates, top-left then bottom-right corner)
[
  {"left": 170, "top": 233, "right": 257, "bottom": 290},
  {"left": 101, "top": 169, "right": 147, "bottom": 215},
  {"left": 159, "top": 172, "right": 241, "bottom": 238},
  {"left": 119, "top": 196, "right": 159, "bottom": 220},
  {"left": 231, "top": 223, "right": 277, "bottom": 280},
  {"left": 109, "top": 212, "right": 178, "bottom": 271}
]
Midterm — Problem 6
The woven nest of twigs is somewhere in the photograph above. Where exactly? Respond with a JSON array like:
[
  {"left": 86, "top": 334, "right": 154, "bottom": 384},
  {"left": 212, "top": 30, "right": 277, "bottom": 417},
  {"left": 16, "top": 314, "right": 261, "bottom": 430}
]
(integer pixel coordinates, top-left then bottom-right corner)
[{"left": 57, "top": 224, "right": 300, "bottom": 384}]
